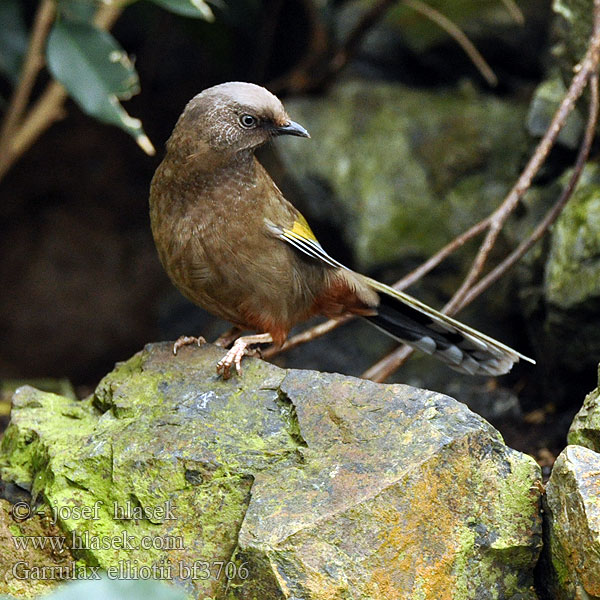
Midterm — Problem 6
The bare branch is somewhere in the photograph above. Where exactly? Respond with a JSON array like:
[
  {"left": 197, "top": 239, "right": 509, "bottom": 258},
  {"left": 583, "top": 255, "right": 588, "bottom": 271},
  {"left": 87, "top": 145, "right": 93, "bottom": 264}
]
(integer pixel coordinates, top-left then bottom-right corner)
[
  {"left": 0, "top": 0, "right": 56, "bottom": 179},
  {"left": 444, "top": 0, "right": 600, "bottom": 315},
  {"left": 0, "top": 2, "right": 126, "bottom": 182},
  {"left": 460, "top": 72, "right": 600, "bottom": 310},
  {"left": 362, "top": 72, "right": 600, "bottom": 384}
]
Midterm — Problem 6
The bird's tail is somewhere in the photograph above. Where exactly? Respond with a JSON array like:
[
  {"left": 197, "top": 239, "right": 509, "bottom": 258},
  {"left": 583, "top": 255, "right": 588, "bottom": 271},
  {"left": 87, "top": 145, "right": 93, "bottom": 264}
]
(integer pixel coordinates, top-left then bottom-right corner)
[{"left": 362, "top": 277, "right": 535, "bottom": 376}]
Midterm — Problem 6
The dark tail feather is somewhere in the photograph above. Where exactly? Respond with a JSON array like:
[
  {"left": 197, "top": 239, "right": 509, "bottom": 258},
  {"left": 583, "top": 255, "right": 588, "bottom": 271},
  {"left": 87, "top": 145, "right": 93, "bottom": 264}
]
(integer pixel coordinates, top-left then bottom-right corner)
[{"left": 363, "top": 277, "right": 534, "bottom": 376}]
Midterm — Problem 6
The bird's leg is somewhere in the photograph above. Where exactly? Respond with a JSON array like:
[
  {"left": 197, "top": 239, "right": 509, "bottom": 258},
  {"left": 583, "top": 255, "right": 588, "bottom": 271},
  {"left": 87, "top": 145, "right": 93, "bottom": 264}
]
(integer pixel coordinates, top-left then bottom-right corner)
[
  {"left": 214, "top": 326, "right": 243, "bottom": 348},
  {"left": 173, "top": 335, "right": 206, "bottom": 355},
  {"left": 216, "top": 333, "right": 273, "bottom": 379}
]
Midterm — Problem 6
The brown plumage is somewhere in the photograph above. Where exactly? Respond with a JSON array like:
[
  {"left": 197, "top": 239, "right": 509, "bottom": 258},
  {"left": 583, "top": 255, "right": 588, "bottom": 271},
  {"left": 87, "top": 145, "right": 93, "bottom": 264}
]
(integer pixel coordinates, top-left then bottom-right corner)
[{"left": 150, "top": 82, "right": 534, "bottom": 378}]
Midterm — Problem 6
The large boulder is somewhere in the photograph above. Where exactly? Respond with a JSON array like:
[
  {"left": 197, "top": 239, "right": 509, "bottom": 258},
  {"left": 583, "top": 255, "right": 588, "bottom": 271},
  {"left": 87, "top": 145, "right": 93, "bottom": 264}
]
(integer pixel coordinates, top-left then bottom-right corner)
[{"left": 0, "top": 343, "right": 542, "bottom": 599}]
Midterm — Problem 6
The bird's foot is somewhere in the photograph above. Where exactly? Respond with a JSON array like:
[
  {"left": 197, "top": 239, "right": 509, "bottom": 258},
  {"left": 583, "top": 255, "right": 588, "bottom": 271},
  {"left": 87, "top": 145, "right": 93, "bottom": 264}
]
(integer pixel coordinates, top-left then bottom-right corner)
[
  {"left": 173, "top": 335, "right": 206, "bottom": 355},
  {"left": 216, "top": 333, "right": 272, "bottom": 379},
  {"left": 214, "top": 327, "right": 243, "bottom": 348}
]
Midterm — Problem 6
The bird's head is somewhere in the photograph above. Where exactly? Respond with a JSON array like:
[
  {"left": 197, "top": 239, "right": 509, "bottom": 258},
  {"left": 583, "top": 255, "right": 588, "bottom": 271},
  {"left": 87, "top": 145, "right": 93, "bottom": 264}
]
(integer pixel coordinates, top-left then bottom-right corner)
[{"left": 170, "top": 82, "right": 309, "bottom": 160}]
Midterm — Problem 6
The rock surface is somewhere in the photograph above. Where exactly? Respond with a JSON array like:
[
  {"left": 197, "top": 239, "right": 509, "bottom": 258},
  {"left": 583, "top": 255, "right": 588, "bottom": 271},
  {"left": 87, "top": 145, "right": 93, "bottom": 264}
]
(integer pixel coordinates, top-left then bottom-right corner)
[
  {"left": 0, "top": 497, "right": 76, "bottom": 598},
  {"left": 535, "top": 367, "right": 600, "bottom": 600},
  {"left": 0, "top": 343, "right": 542, "bottom": 599},
  {"left": 526, "top": 75, "right": 585, "bottom": 149}
]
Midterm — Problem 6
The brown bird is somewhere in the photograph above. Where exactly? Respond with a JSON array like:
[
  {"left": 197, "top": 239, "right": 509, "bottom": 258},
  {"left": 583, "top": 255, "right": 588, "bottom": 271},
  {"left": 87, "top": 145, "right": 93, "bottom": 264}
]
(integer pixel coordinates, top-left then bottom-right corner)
[{"left": 149, "top": 82, "right": 534, "bottom": 378}]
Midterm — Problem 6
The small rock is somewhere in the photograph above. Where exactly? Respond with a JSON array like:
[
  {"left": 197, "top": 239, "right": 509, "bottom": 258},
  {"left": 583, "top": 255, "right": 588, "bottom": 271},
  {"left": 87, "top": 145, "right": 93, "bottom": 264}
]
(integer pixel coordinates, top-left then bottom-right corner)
[
  {"left": 568, "top": 365, "right": 600, "bottom": 450},
  {"left": 539, "top": 444, "right": 600, "bottom": 600}
]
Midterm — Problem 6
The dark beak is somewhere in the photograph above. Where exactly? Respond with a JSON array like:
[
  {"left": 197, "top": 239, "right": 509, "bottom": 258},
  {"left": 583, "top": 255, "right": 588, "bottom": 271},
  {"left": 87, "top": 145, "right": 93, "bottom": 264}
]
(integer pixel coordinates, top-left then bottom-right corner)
[{"left": 276, "top": 120, "right": 310, "bottom": 138}]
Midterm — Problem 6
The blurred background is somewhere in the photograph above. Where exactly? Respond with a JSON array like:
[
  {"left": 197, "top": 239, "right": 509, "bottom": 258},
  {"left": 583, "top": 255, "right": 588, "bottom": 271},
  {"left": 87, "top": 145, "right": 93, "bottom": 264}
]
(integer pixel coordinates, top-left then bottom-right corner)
[{"left": 1, "top": 0, "right": 598, "bottom": 472}]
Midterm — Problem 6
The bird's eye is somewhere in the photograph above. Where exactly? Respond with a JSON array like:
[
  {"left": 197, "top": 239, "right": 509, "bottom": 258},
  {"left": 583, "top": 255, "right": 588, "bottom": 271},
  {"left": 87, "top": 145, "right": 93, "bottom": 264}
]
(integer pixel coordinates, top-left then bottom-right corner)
[{"left": 239, "top": 114, "right": 257, "bottom": 129}]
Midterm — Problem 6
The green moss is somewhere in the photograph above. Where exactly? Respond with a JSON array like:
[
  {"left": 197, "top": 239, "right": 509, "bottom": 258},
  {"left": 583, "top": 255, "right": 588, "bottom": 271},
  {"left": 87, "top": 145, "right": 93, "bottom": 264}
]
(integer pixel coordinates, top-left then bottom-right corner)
[
  {"left": 568, "top": 372, "right": 600, "bottom": 451},
  {"left": 0, "top": 388, "right": 99, "bottom": 492},
  {"left": 495, "top": 452, "right": 542, "bottom": 545},
  {"left": 454, "top": 525, "right": 476, "bottom": 599}
]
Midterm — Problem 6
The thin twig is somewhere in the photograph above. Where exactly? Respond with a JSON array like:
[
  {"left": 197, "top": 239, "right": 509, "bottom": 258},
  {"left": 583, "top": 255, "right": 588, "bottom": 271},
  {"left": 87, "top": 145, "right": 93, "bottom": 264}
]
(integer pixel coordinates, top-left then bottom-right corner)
[
  {"left": 8, "top": 82, "right": 67, "bottom": 170},
  {"left": 268, "top": 0, "right": 330, "bottom": 93},
  {"left": 393, "top": 215, "right": 492, "bottom": 290},
  {"left": 0, "top": 2, "right": 125, "bottom": 182},
  {"left": 403, "top": 0, "right": 498, "bottom": 86},
  {"left": 329, "top": 0, "right": 397, "bottom": 73},
  {"left": 262, "top": 316, "right": 352, "bottom": 359},
  {"left": 362, "top": 346, "right": 414, "bottom": 381},
  {"left": 362, "top": 73, "right": 599, "bottom": 383},
  {"left": 273, "top": 0, "right": 497, "bottom": 93},
  {"left": 0, "top": 0, "right": 56, "bottom": 178}
]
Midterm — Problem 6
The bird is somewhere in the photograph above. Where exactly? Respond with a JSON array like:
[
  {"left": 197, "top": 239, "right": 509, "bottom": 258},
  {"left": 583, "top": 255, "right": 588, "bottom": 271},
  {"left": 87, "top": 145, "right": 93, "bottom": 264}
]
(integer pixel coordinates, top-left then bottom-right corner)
[{"left": 149, "top": 81, "right": 534, "bottom": 379}]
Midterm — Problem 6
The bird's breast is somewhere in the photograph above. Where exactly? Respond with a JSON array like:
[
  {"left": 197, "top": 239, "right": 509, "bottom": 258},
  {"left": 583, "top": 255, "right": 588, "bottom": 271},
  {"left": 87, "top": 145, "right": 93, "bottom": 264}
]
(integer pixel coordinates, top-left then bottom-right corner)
[{"left": 150, "top": 160, "right": 327, "bottom": 334}]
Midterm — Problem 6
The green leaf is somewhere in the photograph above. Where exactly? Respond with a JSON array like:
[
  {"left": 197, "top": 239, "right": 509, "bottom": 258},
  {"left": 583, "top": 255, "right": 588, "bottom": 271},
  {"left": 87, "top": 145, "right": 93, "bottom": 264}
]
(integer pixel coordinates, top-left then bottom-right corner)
[
  {"left": 147, "top": 0, "right": 215, "bottom": 20},
  {"left": 46, "top": 19, "right": 155, "bottom": 154},
  {"left": 0, "top": 0, "right": 28, "bottom": 83}
]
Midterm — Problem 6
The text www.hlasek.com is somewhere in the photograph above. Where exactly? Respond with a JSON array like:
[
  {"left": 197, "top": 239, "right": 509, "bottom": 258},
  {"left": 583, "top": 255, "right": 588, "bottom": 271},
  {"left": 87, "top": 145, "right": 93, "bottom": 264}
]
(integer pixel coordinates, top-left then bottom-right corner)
[{"left": 13, "top": 529, "right": 184, "bottom": 552}]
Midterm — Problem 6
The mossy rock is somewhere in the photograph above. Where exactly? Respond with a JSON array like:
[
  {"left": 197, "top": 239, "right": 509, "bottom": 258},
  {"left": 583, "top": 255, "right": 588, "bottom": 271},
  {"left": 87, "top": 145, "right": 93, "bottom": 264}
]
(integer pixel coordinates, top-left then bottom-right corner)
[
  {"left": 540, "top": 178, "right": 600, "bottom": 371},
  {"left": 552, "top": 0, "right": 594, "bottom": 74},
  {"left": 568, "top": 364, "right": 600, "bottom": 450}
]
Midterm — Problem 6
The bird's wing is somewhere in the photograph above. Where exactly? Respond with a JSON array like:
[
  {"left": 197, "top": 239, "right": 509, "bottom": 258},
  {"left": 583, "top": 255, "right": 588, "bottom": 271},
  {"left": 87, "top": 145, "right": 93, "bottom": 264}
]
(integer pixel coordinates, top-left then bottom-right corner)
[{"left": 264, "top": 215, "right": 347, "bottom": 269}]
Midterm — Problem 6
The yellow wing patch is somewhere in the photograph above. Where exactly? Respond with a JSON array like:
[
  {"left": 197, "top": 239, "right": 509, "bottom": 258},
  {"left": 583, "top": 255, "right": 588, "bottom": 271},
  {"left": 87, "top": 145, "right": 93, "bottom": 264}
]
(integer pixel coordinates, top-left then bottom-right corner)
[
  {"left": 277, "top": 215, "right": 345, "bottom": 269},
  {"left": 289, "top": 214, "right": 318, "bottom": 242}
]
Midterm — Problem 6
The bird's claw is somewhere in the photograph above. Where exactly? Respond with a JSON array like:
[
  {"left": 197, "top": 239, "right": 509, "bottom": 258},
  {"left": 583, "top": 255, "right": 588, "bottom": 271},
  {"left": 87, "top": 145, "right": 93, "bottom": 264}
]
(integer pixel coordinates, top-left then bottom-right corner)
[
  {"left": 216, "top": 339, "right": 263, "bottom": 378},
  {"left": 216, "top": 341, "right": 246, "bottom": 379},
  {"left": 215, "top": 333, "right": 272, "bottom": 378},
  {"left": 173, "top": 335, "right": 206, "bottom": 355}
]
